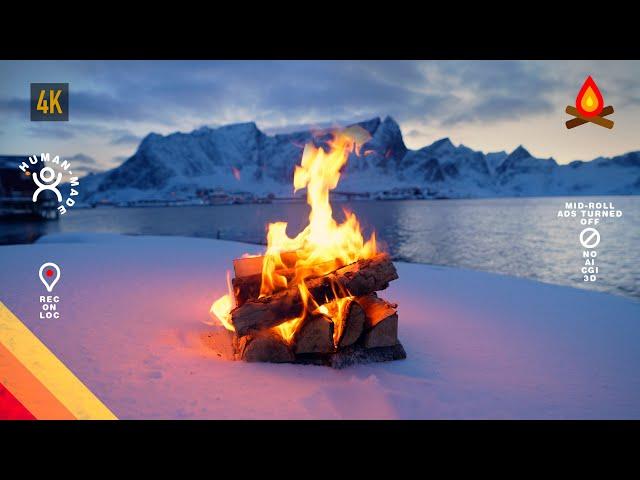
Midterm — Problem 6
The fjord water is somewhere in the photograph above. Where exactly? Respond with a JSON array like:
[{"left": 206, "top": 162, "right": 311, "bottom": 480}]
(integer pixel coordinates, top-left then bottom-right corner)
[{"left": 2, "top": 196, "right": 638, "bottom": 300}]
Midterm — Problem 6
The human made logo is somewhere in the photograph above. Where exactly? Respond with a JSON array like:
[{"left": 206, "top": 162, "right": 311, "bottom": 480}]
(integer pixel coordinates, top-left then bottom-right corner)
[{"left": 17, "top": 153, "right": 80, "bottom": 215}]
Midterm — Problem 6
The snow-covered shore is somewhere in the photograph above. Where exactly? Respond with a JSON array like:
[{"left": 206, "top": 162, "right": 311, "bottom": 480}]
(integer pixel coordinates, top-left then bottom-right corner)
[{"left": 1, "top": 233, "right": 639, "bottom": 419}]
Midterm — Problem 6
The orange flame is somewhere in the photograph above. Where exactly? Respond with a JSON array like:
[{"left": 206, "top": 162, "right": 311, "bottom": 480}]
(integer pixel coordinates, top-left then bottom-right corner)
[
  {"left": 260, "top": 128, "right": 376, "bottom": 299},
  {"left": 317, "top": 296, "right": 354, "bottom": 346},
  {"left": 575, "top": 76, "right": 604, "bottom": 117},
  {"left": 208, "top": 270, "right": 235, "bottom": 331},
  {"left": 272, "top": 282, "right": 316, "bottom": 343},
  {"left": 209, "top": 126, "right": 377, "bottom": 343}
]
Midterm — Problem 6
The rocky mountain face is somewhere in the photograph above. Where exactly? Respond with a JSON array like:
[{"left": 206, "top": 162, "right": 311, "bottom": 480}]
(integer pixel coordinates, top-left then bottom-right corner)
[{"left": 80, "top": 116, "right": 640, "bottom": 203}]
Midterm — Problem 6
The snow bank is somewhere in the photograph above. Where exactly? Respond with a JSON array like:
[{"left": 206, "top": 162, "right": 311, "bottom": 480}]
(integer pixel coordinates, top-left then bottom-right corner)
[{"left": 1, "top": 233, "right": 639, "bottom": 419}]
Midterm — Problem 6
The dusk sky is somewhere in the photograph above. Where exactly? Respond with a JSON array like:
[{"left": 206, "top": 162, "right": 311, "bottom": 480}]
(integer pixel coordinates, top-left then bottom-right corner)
[{"left": 1, "top": 60, "right": 638, "bottom": 176}]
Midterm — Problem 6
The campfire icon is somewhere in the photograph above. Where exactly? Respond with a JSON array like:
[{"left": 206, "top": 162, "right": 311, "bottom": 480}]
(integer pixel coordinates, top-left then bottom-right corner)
[{"left": 566, "top": 76, "right": 614, "bottom": 129}]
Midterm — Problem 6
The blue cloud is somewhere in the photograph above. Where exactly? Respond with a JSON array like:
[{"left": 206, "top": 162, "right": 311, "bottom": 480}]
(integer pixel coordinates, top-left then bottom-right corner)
[
  {"left": 0, "top": 60, "right": 617, "bottom": 131},
  {"left": 26, "top": 123, "right": 141, "bottom": 142},
  {"left": 68, "top": 153, "right": 99, "bottom": 165},
  {"left": 0, "top": 96, "right": 28, "bottom": 116},
  {"left": 111, "top": 133, "right": 142, "bottom": 145}
]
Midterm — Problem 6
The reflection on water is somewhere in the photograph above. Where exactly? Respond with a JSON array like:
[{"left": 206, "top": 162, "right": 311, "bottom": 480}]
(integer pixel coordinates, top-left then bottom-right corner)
[{"left": 1, "top": 197, "right": 638, "bottom": 300}]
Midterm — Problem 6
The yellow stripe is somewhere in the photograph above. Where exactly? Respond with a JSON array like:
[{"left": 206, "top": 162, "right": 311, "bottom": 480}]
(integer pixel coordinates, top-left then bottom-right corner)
[{"left": 0, "top": 301, "right": 117, "bottom": 420}]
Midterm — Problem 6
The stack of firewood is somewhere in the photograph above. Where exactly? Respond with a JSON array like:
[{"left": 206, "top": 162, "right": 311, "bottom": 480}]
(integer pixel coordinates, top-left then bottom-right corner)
[{"left": 224, "top": 252, "right": 406, "bottom": 368}]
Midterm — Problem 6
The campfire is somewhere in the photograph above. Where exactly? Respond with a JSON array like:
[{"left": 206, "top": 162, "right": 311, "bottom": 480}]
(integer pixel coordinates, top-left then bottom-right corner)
[
  {"left": 207, "top": 128, "right": 406, "bottom": 368},
  {"left": 565, "top": 76, "right": 614, "bottom": 129}
]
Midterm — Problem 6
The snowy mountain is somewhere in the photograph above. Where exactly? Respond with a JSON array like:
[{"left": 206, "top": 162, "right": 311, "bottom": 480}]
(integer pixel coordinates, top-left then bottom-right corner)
[{"left": 79, "top": 116, "right": 640, "bottom": 204}]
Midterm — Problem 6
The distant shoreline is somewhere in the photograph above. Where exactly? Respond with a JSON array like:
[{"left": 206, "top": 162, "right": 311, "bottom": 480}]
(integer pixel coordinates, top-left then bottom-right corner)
[{"left": 77, "top": 193, "right": 639, "bottom": 210}]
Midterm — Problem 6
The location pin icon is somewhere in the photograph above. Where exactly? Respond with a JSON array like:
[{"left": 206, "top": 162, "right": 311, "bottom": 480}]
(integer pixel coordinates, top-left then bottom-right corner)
[{"left": 39, "top": 262, "right": 61, "bottom": 292}]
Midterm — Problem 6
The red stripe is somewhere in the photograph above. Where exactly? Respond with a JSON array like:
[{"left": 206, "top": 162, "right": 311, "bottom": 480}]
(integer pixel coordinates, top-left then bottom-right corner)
[{"left": 0, "top": 382, "right": 36, "bottom": 420}]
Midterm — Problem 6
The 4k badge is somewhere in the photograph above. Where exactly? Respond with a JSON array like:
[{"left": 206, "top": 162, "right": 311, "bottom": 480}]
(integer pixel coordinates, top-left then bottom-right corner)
[{"left": 30, "top": 83, "right": 69, "bottom": 121}]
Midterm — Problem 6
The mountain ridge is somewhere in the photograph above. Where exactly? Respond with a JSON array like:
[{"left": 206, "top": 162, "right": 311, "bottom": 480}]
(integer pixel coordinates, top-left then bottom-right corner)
[{"left": 79, "top": 116, "right": 640, "bottom": 203}]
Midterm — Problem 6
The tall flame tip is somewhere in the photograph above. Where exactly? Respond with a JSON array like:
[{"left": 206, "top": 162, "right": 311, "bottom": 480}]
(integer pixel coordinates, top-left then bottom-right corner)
[{"left": 210, "top": 128, "right": 378, "bottom": 342}]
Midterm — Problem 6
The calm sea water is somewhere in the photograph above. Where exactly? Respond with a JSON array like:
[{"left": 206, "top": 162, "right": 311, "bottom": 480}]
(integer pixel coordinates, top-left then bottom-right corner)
[{"left": 2, "top": 197, "right": 638, "bottom": 300}]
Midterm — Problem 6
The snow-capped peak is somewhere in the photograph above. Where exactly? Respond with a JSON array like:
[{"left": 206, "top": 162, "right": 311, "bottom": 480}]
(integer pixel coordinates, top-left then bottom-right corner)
[
  {"left": 427, "top": 137, "right": 455, "bottom": 153},
  {"left": 78, "top": 118, "right": 640, "bottom": 204},
  {"left": 508, "top": 145, "right": 532, "bottom": 160}
]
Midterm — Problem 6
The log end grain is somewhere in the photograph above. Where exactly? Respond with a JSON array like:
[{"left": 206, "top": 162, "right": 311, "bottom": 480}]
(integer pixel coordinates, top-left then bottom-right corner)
[
  {"left": 338, "top": 300, "right": 366, "bottom": 348},
  {"left": 357, "top": 294, "right": 400, "bottom": 348},
  {"left": 363, "top": 314, "right": 399, "bottom": 348},
  {"left": 240, "top": 331, "right": 295, "bottom": 363},
  {"left": 294, "top": 314, "right": 334, "bottom": 354}
]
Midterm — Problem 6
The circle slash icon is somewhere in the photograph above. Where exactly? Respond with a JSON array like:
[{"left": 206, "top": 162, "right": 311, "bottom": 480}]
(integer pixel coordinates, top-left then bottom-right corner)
[
  {"left": 579, "top": 228, "right": 601, "bottom": 249},
  {"left": 39, "top": 262, "right": 61, "bottom": 292}
]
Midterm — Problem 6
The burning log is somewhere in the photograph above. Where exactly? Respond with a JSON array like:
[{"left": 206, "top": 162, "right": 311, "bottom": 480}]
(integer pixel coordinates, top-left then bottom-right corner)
[
  {"left": 232, "top": 274, "right": 265, "bottom": 307},
  {"left": 357, "top": 294, "right": 399, "bottom": 348},
  {"left": 237, "top": 330, "right": 295, "bottom": 363},
  {"left": 231, "top": 253, "right": 398, "bottom": 336},
  {"left": 335, "top": 299, "right": 365, "bottom": 348},
  {"left": 233, "top": 251, "right": 298, "bottom": 278},
  {"left": 293, "top": 313, "right": 334, "bottom": 354},
  {"left": 232, "top": 252, "right": 300, "bottom": 306},
  {"left": 232, "top": 256, "right": 346, "bottom": 307}
]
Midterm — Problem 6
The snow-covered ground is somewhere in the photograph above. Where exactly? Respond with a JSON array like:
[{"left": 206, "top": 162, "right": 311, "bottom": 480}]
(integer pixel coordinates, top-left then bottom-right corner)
[{"left": 1, "top": 233, "right": 639, "bottom": 419}]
